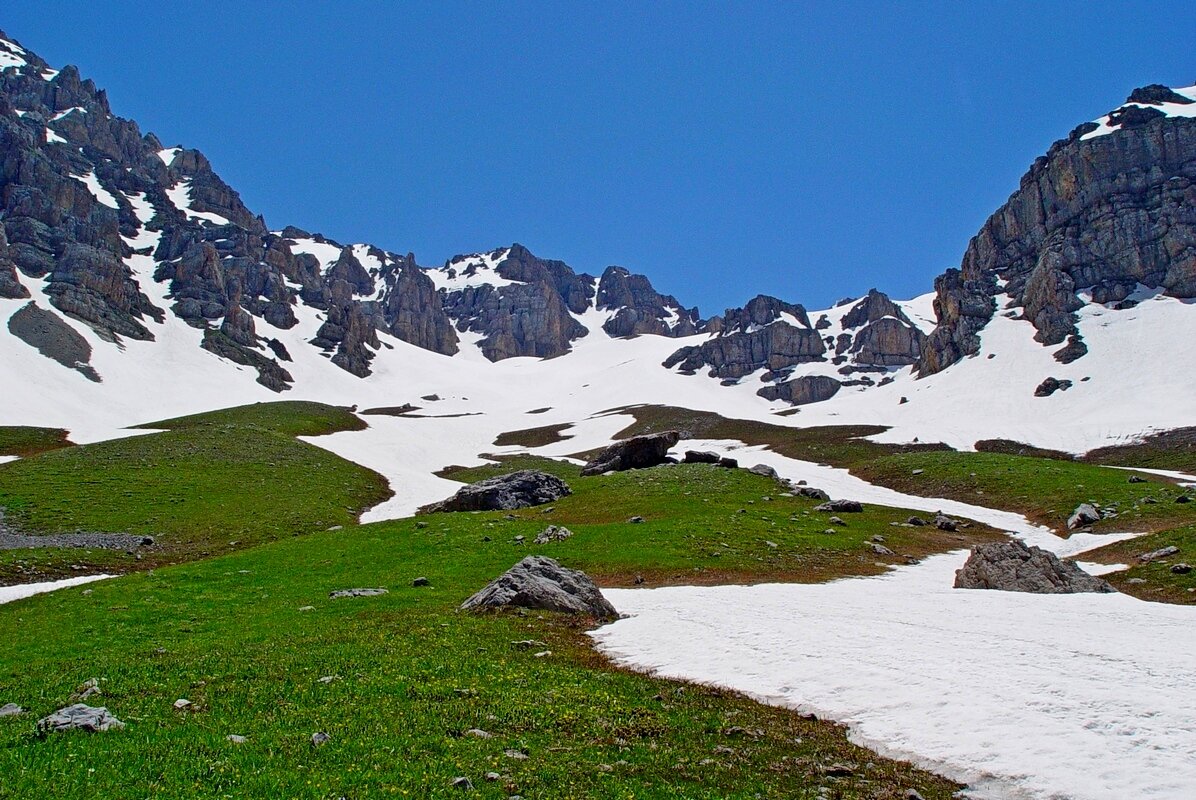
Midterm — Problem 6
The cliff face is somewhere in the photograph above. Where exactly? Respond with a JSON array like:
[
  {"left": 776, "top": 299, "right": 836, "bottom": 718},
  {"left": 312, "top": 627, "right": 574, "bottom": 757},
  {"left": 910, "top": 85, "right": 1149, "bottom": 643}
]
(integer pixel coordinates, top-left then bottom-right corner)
[{"left": 919, "top": 86, "right": 1196, "bottom": 375}]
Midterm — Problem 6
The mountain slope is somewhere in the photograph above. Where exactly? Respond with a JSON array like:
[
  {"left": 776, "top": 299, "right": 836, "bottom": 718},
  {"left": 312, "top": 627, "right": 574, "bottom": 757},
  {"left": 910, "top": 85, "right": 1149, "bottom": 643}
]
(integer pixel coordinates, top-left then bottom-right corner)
[{"left": 2, "top": 28, "right": 1196, "bottom": 460}]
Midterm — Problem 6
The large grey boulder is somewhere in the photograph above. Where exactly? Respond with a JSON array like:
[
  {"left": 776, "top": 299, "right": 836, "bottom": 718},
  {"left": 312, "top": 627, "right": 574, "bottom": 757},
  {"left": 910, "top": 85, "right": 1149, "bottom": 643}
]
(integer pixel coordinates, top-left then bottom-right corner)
[
  {"left": 36, "top": 704, "right": 125, "bottom": 734},
  {"left": 580, "top": 432, "right": 681, "bottom": 476},
  {"left": 432, "top": 470, "right": 571, "bottom": 512},
  {"left": 954, "top": 540, "right": 1115, "bottom": 593},
  {"left": 461, "top": 555, "right": 617, "bottom": 618}
]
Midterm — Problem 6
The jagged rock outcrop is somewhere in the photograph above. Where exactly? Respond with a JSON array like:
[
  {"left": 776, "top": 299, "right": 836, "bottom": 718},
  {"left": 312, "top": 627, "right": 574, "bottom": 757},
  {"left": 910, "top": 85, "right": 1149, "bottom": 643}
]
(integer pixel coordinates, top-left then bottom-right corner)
[
  {"left": 430, "top": 470, "right": 572, "bottom": 512},
  {"left": 440, "top": 245, "right": 591, "bottom": 361},
  {"left": 664, "top": 295, "right": 826, "bottom": 380},
  {"left": 460, "top": 555, "right": 617, "bottom": 618},
  {"left": 381, "top": 258, "right": 458, "bottom": 355},
  {"left": 597, "top": 266, "right": 700, "bottom": 337},
  {"left": 919, "top": 86, "right": 1196, "bottom": 375},
  {"left": 580, "top": 431, "right": 681, "bottom": 476},
  {"left": 839, "top": 289, "right": 926, "bottom": 366},
  {"left": 954, "top": 540, "right": 1115, "bottom": 593}
]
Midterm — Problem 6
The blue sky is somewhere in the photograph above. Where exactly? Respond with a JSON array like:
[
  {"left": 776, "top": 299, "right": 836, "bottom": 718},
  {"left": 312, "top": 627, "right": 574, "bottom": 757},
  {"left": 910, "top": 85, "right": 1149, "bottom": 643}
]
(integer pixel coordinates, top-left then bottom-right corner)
[{"left": 6, "top": 2, "right": 1196, "bottom": 314}]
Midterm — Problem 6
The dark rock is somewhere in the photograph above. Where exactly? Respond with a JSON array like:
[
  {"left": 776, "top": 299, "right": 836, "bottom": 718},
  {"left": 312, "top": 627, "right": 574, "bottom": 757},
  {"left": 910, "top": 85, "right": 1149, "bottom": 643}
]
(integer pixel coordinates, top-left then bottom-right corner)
[
  {"left": 747, "top": 464, "right": 778, "bottom": 479},
  {"left": 907, "top": 516, "right": 928, "bottom": 526},
  {"left": 1128, "top": 475, "right": 1147, "bottom": 484},
  {"left": 954, "top": 540, "right": 1115, "bottom": 593},
  {"left": 933, "top": 513, "right": 959, "bottom": 531},
  {"left": 311, "top": 732, "right": 331, "bottom": 747},
  {"left": 1067, "top": 503, "right": 1101, "bottom": 530},
  {"left": 432, "top": 470, "right": 572, "bottom": 512},
  {"left": 1176, "top": 495, "right": 1191, "bottom": 504},
  {"left": 1126, "top": 84, "right": 1195, "bottom": 106},
  {"left": 665, "top": 314, "right": 825, "bottom": 380},
  {"left": 1053, "top": 333, "right": 1088, "bottom": 363},
  {"left": 683, "top": 450, "right": 720, "bottom": 464},
  {"left": 412, "top": 577, "right": 431, "bottom": 587},
  {"left": 628, "top": 516, "right": 646, "bottom": 524},
  {"left": 796, "top": 486, "right": 830, "bottom": 501},
  {"left": 718, "top": 457, "right": 738, "bottom": 469},
  {"left": 7, "top": 301, "right": 100, "bottom": 381},
  {"left": 1034, "top": 377, "right": 1072, "bottom": 397},
  {"left": 36, "top": 704, "right": 126, "bottom": 734},
  {"left": 0, "top": 702, "right": 24, "bottom": 717},
  {"left": 1171, "top": 563, "right": 1192, "bottom": 574},
  {"left": 460, "top": 555, "right": 617, "bottom": 618},
  {"left": 814, "top": 499, "right": 863, "bottom": 513},
  {"left": 757, "top": 375, "right": 841, "bottom": 406},
  {"left": 580, "top": 431, "right": 681, "bottom": 476}
]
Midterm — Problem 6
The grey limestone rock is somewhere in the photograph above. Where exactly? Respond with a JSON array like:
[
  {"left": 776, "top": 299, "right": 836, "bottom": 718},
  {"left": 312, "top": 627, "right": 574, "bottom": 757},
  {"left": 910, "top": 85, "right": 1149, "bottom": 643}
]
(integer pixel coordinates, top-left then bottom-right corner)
[
  {"left": 580, "top": 431, "right": 681, "bottom": 476},
  {"left": 460, "top": 555, "right": 617, "bottom": 618},
  {"left": 954, "top": 540, "right": 1115, "bottom": 593},
  {"left": 432, "top": 470, "right": 572, "bottom": 512},
  {"left": 36, "top": 704, "right": 126, "bottom": 734}
]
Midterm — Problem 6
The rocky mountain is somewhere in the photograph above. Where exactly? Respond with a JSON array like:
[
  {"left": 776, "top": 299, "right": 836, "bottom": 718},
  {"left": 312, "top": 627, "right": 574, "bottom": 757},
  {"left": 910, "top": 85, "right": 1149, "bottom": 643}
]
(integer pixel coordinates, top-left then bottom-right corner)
[
  {"left": 919, "top": 83, "right": 1196, "bottom": 375},
  {"left": 3, "top": 28, "right": 1196, "bottom": 454}
]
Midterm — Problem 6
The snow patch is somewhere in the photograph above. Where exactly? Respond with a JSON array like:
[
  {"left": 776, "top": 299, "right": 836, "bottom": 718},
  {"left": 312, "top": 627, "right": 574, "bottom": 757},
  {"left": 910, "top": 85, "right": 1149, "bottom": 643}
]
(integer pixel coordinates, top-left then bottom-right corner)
[
  {"left": 0, "top": 574, "right": 114, "bottom": 605},
  {"left": 165, "top": 181, "right": 230, "bottom": 225},
  {"left": 72, "top": 171, "right": 119, "bottom": 209}
]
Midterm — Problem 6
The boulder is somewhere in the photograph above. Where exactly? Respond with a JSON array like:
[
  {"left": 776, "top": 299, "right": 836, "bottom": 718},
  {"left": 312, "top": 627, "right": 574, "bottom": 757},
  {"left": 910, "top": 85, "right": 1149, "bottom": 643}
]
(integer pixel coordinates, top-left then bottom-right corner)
[
  {"left": 682, "top": 450, "right": 720, "bottom": 464},
  {"left": 933, "top": 513, "right": 959, "bottom": 532},
  {"left": 36, "top": 704, "right": 126, "bottom": 734},
  {"left": 796, "top": 486, "right": 831, "bottom": 501},
  {"left": 814, "top": 499, "right": 864, "bottom": 513},
  {"left": 580, "top": 432, "right": 680, "bottom": 476},
  {"left": 460, "top": 556, "right": 617, "bottom": 618},
  {"left": 747, "top": 464, "right": 779, "bottom": 480},
  {"left": 1067, "top": 503, "right": 1101, "bottom": 530},
  {"left": 954, "top": 540, "right": 1115, "bottom": 593},
  {"left": 432, "top": 470, "right": 571, "bottom": 512}
]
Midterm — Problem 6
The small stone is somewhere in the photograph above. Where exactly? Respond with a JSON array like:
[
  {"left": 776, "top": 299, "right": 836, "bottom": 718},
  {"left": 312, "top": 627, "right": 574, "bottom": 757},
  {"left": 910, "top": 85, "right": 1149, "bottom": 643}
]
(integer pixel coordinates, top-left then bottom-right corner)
[
  {"left": 907, "top": 516, "right": 927, "bottom": 526},
  {"left": 504, "top": 748, "right": 529, "bottom": 760},
  {"left": 911, "top": 468, "right": 924, "bottom": 475},
  {"left": 298, "top": 605, "right": 315, "bottom": 612},
  {"left": 1140, "top": 545, "right": 1180, "bottom": 563},
  {"left": 1176, "top": 495, "right": 1191, "bottom": 504},
  {"left": 227, "top": 734, "right": 247, "bottom": 744},
  {"left": 765, "top": 540, "right": 778, "bottom": 549},
  {"left": 173, "top": 699, "right": 192, "bottom": 710},
  {"left": 829, "top": 516, "right": 847, "bottom": 526},
  {"left": 1126, "top": 577, "right": 1147, "bottom": 585},
  {"left": 329, "top": 588, "right": 388, "bottom": 598},
  {"left": 450, "top": 776, "right": 474, "bottom": 790},
  {"left": 1128, "top": 475, "right": 1147, "bottom": 484},
  {"left": 871, "top": 534, "right": 885, "bottom": 543},
  {"left": 534, "top": 650, "right": 551, "bottom": 658},
  {"left": 484, "top": 772, "right": 501, "bottom": 781},
  {"left": 311, "top": 731, "right": 331, "bottom": 747},
  {"left": 412, "top": 577, "right": 431, "bottom": 587},
  {"left": 1171, "top": 563, "right": 1192, "bottom": 575},
  {"left": 464, "top": 728, "right": 493, "bottom": 738},
  {"left": 0, "top": 703, "right": 24, "bottom": 717},
  {"left": 906, "top": 790, "right": 927, "bottom": 800},
  {"left": 318, "top": 675, "right": 339, "bottom": 684},
  {"left": 1067, "top": 503, "right": 1101, "bottom": 530},
  {"left": 822, "top": 529, "right": 837, "bottom": 535},
  {"left": 870, "top": 542, "right": 895, "bottom": 556},
  {"left": 628, "top": 516, "right": 645, "bottom": 524}
]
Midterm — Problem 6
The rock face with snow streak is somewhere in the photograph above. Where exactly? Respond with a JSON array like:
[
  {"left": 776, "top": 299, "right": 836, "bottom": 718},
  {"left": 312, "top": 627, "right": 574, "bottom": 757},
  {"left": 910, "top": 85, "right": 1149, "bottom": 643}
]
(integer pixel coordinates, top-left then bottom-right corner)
[
  {"left": 953, "top": 540, "right": 1114, "bottom": 594},
  {"left": 919, "top": 84, "right": 1196, "bottom": 375},
  {"left": 596, "top": 265, "right": 702, "bottom": 338},
  {"left": 460, "top": 555, "right": 617, "bottom": 618}
]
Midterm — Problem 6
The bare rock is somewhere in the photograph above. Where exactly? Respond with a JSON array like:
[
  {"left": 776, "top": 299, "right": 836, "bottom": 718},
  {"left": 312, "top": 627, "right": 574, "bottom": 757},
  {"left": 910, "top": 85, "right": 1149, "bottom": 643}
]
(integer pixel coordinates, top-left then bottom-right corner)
[
  {"left": 580, "top": 431, "right": 680, "bottom": 476},
  {"left": 814, "top": 499, "right": 864, "bottom": 513},
  {"left": 1067, "top": 503, "right": 1101, "bottom": 530},
  {"left": 431, "top": 470, "right": 571, "bottom": 512},
  {"left": 460, "top": 555, "right": 617, "bottom": 618},
  {"left": 533, "top": 525, "right": 574, "bottom": 544},
  {"left": 954, "top": 540, "right": 1114, "bottom": 593},
  {"left": 36, "top": 704, "right": 125, "bottom": 734},
  {"left": 1139, "top": 545, "right": 1180, "bottom": 563}
]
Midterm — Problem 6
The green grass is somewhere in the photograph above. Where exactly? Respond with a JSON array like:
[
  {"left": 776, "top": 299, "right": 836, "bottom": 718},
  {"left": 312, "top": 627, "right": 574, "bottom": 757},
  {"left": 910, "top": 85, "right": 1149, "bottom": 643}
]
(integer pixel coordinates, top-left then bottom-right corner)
[
  {"left": 0, "top": 464, "right": 970, "bottom": 799},
  {"left": 0, "top": 403, "right": 390, "bottom": 583},
  {"left": 1083, "top": 524, "right": 1196, "bottom": 604},
  {"left": 602, "top": 405, "right": 951, "bottom": 467},
  {"left": 852, "top": 451, "right": 1195, "bottom": 533},
  {"left": 435, "top": 457, "right": 1000, "bottom": 586},
  {"left": 0, "top": 427, "right": 72, "bottom": 458},
  {"left": 137, "top": 400, "right": 367, "bottom": 438}
]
